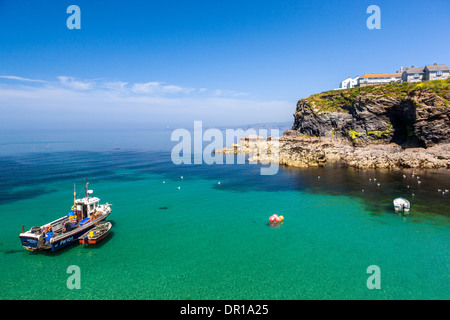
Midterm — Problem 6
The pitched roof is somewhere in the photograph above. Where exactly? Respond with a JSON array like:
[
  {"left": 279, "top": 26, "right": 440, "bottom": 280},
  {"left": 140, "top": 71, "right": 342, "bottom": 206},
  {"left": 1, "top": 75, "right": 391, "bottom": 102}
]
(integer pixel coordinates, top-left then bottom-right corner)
[
  {"left": 404, "top": 67, "right": 425, "bottom": 74},
  {"left": 425, "top": 64, "right": 449, "bottom": 72},
  {"left": 359, "top": 73, "right": 402, "bottom": 79}
]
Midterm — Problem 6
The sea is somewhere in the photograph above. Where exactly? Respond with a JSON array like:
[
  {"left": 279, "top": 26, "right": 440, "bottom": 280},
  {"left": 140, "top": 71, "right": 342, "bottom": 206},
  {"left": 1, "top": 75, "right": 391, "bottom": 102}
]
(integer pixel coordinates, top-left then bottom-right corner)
[{"left": 0, "top": 129, "right": 449, "bottom": 300}]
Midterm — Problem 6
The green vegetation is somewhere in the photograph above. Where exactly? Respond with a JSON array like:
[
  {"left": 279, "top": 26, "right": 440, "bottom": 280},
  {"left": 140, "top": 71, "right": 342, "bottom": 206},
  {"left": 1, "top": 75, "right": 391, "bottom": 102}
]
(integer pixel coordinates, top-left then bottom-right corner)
[
  {"left": 367, "top": 130, "right": 389, "bottom": 138},
  {"left": 298, "top": 78, "right": 450, "bottom": 113},
  {"left": 348, "top": 130, "right": 362, "bottom": 141},
  {"left": 367, "top": 124, "right": 393, "bottom": 138}
]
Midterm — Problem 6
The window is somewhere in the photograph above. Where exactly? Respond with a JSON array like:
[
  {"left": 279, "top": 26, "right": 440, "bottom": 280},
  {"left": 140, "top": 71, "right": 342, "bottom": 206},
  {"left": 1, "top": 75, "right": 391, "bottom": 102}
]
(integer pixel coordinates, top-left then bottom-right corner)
[
  {"left": 414, "top": 73, "right": 419, "bottom": 79},
  {"left": 436, "top": 70, "right": 443, "bottom": 76}
]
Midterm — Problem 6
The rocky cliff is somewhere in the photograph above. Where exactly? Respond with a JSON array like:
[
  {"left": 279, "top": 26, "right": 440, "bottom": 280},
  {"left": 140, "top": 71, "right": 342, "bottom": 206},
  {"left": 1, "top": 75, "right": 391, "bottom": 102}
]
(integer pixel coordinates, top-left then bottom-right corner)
[
  {"left": 293, "top": 78, "right": 450, "bottom": 148},
  {"left": 215, "top": 79, "right": 450, "bottom": 169}
]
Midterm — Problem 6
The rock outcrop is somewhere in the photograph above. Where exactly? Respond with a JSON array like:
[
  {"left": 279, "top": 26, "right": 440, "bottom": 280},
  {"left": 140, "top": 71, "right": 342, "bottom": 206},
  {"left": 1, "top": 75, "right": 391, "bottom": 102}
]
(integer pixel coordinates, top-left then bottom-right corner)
[
  {"left": 293, "top": 80, "right": 449, "bottom": 148},
  {"left": 215, "top": 79, "right": 450, "bottom": 169}
]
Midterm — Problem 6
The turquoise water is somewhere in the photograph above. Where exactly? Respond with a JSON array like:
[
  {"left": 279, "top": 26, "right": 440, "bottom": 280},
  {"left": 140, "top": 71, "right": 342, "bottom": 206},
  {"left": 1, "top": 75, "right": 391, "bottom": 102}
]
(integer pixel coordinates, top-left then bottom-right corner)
[{"left": 0, "top": 141, "right": 449, "bottom": 299}]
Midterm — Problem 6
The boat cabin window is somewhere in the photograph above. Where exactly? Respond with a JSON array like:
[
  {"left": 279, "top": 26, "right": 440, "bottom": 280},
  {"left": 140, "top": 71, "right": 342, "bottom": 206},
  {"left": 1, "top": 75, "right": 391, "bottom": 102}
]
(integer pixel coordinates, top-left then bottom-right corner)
[{"left": 89, "top": 202, "right": 99, "bottom": 213}]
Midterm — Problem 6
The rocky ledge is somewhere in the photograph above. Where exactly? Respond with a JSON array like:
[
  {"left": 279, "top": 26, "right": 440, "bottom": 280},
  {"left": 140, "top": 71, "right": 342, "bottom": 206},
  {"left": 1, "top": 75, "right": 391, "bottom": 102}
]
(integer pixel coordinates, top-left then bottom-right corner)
[{"left": 215, "top": 79, "right": 450, "bottom": 169}]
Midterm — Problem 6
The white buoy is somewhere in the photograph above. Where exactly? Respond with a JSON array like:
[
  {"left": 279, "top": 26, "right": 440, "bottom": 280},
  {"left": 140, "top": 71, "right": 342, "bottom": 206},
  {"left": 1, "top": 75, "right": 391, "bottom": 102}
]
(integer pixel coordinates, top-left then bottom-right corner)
[
  {"left": 418, "top": 181, "right": 421, "bottom": 184},
  {"left": 377, "top": 183, "right": 381, "bottom": 187},
  {"left": 445, "top": 189, "right": 449, "bottom": 193},
  {"left": 393, "top": 197, "right": 411, "bottom": 212},
  {"left": 407, "top": 185, "right": 410, "bottom": 188},
  {"left": 177, "top": 186, "right": 181, "bottom": 190},
  {"left": 180, "top": 176, "right": 183, "bottom": 180},
  {"left": 403, "top": 175, "right": 406, "bottom": 178},
  {"left": 362, "top": 189, "right": 364, "bottom": 192},
  {"left": 369, "top": 178, "right": 372, "bottom": 182},
  {"left": 218, "top": 182, "right": 221, "bottom": 185},
  {"left": 438, "top": 189, "right": 441, "bottom": 192},
  {"left": 412, "top": 193, "right": 415, "bottom": 197},
  {"left": 318, "top": 176, "right": 320, "bottom": 179},
  {"left": 163, "top": 181, "right": 165, "bottom": 184},
  {"left": 374, "top": 178, "right": 377, "bottom": 181}
]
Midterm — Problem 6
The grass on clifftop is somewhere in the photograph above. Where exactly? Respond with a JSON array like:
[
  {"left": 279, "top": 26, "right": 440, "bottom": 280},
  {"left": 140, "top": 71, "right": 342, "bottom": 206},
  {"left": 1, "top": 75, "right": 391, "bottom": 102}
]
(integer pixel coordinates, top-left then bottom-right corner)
[{"left": 300, "top": 78, "right": 450, "bottom": 113}]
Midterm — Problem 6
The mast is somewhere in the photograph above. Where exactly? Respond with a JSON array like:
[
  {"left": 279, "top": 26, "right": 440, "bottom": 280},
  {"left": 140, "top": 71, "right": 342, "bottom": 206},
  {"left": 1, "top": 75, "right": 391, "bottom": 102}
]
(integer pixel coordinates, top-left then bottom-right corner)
[
  {"left": 73, "top": 182, "right": 76, "bottom": 208},
  {"left": 85, "top": 178, "right": 89, "bottom": 198}
]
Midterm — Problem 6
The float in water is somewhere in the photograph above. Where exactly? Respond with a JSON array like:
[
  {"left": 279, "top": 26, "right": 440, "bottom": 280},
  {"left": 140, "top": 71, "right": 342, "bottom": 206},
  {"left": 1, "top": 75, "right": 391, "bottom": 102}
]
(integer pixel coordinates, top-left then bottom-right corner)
[
  {"left": 393, "top": 197, "right": 410, "bottom": 213},
  {"left": 269, "top": 214, "right": 284, "bottom": 223}
]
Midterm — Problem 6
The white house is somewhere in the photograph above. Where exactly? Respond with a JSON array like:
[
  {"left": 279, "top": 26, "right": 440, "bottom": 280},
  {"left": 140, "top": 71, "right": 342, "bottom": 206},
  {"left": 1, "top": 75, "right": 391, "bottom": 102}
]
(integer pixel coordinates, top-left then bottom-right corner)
[
  {"left": 402, "top": 66, "right": 426, "bottom": 83},
  {"left": 335, "top": 63, "right": 448, "bottom": 90},
  {"left": 337, "top": 76, "right": 359, "bottom": 90},
  {"left": 424, "top": 63, "right": 449, "bottom": 81},
  {"left": 357, "top": 73, "right": 402, "bottom": 87}
]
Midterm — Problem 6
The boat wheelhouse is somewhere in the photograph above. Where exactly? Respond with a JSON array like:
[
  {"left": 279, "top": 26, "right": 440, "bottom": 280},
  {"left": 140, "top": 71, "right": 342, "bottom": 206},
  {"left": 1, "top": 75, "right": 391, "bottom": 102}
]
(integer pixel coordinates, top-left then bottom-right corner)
[{"left": 19, "top": 180, "right": 112, "bottom": 251}]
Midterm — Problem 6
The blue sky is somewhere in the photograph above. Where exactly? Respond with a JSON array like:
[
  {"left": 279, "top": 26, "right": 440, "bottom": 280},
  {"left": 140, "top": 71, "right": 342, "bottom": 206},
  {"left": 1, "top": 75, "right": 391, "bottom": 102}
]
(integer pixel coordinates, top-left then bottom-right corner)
[{"left": 0, "top": 0, "right": 449, "bottom": 130}]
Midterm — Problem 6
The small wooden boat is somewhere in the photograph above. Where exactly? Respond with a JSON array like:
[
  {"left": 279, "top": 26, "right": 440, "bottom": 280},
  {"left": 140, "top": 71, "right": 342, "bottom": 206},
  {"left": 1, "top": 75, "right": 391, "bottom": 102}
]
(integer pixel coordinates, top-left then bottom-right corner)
[{"left": 79, "top": 222, "right": 112, "bottom": 245}]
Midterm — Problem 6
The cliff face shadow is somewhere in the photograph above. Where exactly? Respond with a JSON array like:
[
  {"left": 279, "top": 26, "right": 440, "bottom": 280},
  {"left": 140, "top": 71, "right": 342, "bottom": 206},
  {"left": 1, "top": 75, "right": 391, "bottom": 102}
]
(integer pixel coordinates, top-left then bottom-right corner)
[{"left": 387, "top": 101, "right": 426, "bottom": 149}]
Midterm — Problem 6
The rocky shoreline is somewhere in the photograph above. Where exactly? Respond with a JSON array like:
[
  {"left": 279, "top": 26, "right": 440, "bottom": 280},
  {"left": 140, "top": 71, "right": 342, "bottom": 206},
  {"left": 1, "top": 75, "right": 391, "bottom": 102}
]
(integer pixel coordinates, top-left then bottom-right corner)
[{"left": 213, "top": 131, "right": 450, "bottom": 169}]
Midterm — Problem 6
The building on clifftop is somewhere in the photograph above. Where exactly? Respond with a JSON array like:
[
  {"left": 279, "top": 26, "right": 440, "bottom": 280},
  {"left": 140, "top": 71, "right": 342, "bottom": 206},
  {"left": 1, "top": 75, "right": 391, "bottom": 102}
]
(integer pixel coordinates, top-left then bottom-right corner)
[
  {"left": 424, "top": 63, "right": 449, "bottom": 81},
  {"left": 357, "top": 73, "right": 402, "bottom": 87}
]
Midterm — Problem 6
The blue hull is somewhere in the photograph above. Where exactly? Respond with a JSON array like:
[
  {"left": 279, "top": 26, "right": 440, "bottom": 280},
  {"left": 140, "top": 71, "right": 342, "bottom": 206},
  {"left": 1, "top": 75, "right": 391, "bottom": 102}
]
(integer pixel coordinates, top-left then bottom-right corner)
[
  {"left": 19, "top": 237, "right": 39, "bottom": 250},
  {"left": 50, "top": 225, "right": 96, "bottom": 251},
  {"left": 50, "top": 215, "right": 109, "bottom": 251}
]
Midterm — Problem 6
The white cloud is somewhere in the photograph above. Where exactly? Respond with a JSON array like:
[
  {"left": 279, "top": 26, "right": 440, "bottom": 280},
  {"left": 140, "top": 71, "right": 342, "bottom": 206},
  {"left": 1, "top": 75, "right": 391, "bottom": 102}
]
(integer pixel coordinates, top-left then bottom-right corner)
[
  {"left": 213, "top": 88, "right": 250, "bottom": 97},
  {"left": 57, "top": 76, "right": 93, "bottom": 90},
  {"left": 0, "top": 74, "right": 250, "bottom": 98},
  {"left": 0, "top": 75, "right": 293, "bottom": 129},
  {"left": 0, "top": 75, "right": 47, "bottom": 83},
  {"left": 130, "top": 81, "right": 161, "bottom": 94},
  {"left": 100, "top": 81, "right": 129, "bottom": 91},
  {"left": 130, "top": 81, "right": 196, "bottom": 95}
]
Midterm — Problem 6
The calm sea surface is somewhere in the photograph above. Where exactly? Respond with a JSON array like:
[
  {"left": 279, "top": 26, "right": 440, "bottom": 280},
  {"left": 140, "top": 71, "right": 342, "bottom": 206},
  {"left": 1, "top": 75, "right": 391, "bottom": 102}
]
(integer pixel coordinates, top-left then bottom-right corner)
[{"left": 0, "top": 129, "right": 449, "bottom": 299}]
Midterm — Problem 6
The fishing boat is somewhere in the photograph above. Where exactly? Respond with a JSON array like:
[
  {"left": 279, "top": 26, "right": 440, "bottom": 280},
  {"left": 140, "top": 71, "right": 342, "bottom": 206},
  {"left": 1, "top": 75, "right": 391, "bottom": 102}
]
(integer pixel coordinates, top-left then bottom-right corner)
[
  {"left": 19, "top": 180, "right": 112, "bottom": 251},
  {"left": 79, "top": 222, "right": 112, "bottom": 245},
  {"left": 393, "top": 197, "right": 410, "bottom": 212}
]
